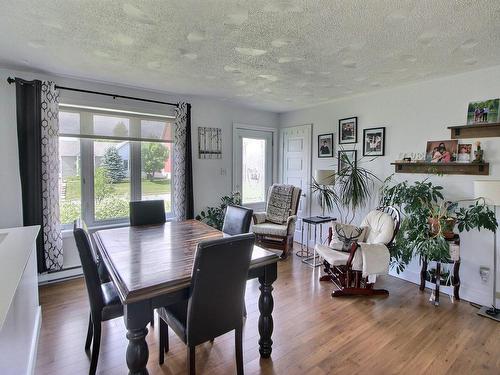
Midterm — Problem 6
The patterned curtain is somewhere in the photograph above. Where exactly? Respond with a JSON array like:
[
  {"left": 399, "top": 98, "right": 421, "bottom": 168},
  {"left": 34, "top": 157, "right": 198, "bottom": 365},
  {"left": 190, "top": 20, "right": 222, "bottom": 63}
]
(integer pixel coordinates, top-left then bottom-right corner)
[
  {"left": 173, "top": 102, "right": 194, "bottom": 221},
  {"left": 41, "top": 82, "right": 63, "bottom": 270}
]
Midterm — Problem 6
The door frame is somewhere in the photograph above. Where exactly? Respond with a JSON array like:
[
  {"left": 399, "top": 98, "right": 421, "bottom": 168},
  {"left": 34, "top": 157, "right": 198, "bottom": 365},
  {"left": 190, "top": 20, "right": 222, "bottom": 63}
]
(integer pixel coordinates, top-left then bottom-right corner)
[
  {"left": 279, "top": 124, "right": 313, "bottom": 220},
  {"left": 232, "top": 123, "right": 278, "bottom": 204}
]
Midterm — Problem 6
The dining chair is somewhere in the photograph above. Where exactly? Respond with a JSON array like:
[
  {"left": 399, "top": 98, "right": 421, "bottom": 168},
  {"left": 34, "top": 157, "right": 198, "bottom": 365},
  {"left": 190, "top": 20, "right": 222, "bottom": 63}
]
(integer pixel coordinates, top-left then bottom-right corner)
[
  {"left": 222, "top": 205, "right": 254, "bottom": 235},
  {"left": 158, "top": 233, "right": 255, "bottom": 375},
  {"left": 73, "top": 220, "right": 123, "bottom": 375},
  {"left": 129, "top": 199, "right": 166, "bottom": 226}
]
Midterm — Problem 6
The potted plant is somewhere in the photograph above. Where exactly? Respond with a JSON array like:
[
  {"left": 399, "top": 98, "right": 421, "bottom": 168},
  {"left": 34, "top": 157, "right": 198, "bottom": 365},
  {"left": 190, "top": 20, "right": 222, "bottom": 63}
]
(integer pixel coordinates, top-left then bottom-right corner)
[
  {"left": 312, "top": 148, "right": 379, "bottom": 223},
  {"left": 380, "top": 177, "right": 497, "bottom": 273},
  {"left": 196, "top": 191, "right": 241, "bottom": 230}
]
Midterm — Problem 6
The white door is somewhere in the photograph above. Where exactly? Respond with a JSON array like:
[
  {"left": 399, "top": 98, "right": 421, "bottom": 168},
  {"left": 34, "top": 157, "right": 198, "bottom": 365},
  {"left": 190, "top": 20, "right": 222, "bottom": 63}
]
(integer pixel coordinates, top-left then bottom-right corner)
[
  {"left": 233, "top": 128, "right": 274, "bottom": 211},
  {"left": 280, "top": 124, "right": 312, "bottom": 242}
]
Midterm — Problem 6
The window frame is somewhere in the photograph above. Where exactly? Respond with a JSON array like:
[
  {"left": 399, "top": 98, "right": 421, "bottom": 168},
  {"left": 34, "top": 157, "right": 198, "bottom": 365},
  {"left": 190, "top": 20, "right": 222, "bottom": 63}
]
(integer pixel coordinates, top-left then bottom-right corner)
[{"left": 58, "top": 106, "right": 175, "bottom": 230}]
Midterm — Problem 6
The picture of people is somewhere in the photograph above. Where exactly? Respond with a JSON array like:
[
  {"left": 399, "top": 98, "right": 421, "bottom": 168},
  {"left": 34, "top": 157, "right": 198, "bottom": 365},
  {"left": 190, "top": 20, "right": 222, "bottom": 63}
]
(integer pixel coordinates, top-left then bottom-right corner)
[
  {"left": 318, "top": 133, "right": 334, "bottom": 158},
  {"left": 363, "top": 127, "right": 386, "bottom": 156},
  {"left": 467, "top": 98, "right": 499, "bottom": 124},
  {"left": 457, "top": 143, "right": 472, "bottom": 163},
  {"left": 425, "top": 140, "right": 458, "bottom": 163},
  {"left": 339, "top": 117, "right": 358, "bottom": 144}
]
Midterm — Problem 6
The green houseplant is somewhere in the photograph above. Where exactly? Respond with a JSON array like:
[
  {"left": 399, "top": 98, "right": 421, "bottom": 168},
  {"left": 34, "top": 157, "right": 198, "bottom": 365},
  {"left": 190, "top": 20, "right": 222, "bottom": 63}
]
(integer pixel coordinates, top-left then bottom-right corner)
[
  {"left": 380, "top": 177, "right": 498, "bottom": 273},
  {"left": 310, "top": 149, "right": 379, "bottom": 223},
  {"left": 196, "top": 192, "right": 242, "bottom": 230}
]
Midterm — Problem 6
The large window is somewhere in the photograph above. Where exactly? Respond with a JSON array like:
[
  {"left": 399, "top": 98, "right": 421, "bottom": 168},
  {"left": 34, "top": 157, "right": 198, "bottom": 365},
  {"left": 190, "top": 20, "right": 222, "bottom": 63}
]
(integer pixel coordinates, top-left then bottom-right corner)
[{"left": 58, "top": 105, "right": 174, "bottom": 228}]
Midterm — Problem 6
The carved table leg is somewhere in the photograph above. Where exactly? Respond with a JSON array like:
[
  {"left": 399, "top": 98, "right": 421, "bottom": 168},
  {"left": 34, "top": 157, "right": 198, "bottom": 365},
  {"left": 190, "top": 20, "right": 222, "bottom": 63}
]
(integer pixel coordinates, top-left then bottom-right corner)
[
  {"left": 124, "top": 302, "right": 151, "bottom": 375},
  {"left": 258, "top": 263, "right": 277, "bottom": 358}
]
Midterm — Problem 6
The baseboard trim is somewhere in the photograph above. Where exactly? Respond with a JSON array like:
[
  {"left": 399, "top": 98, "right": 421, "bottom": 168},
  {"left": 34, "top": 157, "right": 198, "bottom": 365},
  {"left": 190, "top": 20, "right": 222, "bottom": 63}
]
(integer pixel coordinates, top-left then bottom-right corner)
[
  {"left": 38, "top": 267, "right": 83, "bottom": 285},
  {"left": 27, "top": 306, "right": 41, "bottom": 375}
]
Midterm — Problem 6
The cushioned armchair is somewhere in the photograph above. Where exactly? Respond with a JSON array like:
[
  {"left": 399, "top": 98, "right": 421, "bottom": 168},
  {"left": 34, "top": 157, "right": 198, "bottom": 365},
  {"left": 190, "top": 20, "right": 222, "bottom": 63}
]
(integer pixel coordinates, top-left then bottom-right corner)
[
  {"left": 316, "top": 206, "right": 400, "bottom": 296},
  {"left": 252, "top": 184, "right": 302, "bottom": 259}
]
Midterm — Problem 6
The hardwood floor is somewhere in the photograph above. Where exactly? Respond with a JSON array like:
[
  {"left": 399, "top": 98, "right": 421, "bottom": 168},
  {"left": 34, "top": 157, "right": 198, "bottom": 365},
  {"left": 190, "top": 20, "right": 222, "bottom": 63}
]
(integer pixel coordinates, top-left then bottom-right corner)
[{"left": 36, "top": 245, "right": 500, "bottom": 375}]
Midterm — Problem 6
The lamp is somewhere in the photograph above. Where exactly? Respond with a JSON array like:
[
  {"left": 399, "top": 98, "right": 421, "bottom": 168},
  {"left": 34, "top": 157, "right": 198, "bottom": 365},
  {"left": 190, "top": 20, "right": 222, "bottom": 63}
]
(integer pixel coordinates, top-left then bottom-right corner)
[
  {"left": 314, "top": 169, "right": 335, "bottom": 218},
  {"left": 474, "top": 180, "right": 500, "bottom": 322}
]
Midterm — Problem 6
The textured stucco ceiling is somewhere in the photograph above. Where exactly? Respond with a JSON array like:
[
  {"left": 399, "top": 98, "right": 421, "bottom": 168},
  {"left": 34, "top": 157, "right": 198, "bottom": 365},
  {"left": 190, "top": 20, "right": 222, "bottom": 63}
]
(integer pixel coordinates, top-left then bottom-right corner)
[{"left": 1, "top": 0, "right": 500, "bottom": 112}]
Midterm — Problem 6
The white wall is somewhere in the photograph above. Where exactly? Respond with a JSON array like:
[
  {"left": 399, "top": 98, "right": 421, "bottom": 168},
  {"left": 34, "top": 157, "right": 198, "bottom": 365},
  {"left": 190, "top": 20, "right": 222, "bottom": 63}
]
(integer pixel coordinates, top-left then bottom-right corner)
[
  {"left": 279, "top": 65, "right": 500, "bottom": 306},
  {"left": 0, "top": 68, "right": 278, "bottom": 270}
]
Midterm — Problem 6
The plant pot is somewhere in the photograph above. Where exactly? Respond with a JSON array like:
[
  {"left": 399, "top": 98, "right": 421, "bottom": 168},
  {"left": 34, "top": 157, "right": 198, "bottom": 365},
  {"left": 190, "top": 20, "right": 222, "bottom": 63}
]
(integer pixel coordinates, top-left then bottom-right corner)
[{"left": 428, "top": 217, "right": 456, "bottom": 239}]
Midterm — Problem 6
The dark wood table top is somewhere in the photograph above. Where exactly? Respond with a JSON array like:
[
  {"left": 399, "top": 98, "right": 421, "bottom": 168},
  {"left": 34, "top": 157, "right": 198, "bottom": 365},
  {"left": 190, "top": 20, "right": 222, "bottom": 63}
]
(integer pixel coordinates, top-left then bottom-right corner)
[{"left": 93, "top": 220, "right": 279, "bottom": 304}]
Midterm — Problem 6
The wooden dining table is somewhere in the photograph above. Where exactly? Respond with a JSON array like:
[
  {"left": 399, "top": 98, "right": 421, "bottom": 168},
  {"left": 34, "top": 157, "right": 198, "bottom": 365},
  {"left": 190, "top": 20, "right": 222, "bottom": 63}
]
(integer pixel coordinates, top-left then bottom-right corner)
[{"left": 93, "top": 219, "right": 280, "bottom": 375}]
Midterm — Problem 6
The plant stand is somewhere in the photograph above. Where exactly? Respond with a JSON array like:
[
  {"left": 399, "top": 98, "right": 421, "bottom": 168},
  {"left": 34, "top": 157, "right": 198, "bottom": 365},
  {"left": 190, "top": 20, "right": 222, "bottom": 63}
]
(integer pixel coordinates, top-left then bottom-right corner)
[{"left": 419, "top": 235, "right": 461, "bottom": 306}]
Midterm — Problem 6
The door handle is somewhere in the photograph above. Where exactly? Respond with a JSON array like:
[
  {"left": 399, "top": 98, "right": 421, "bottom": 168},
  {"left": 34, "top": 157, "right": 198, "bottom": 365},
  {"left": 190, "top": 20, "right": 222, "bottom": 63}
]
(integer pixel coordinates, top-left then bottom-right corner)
[{"left": 301, "top": 193, "right": 306, "bottom": 197}]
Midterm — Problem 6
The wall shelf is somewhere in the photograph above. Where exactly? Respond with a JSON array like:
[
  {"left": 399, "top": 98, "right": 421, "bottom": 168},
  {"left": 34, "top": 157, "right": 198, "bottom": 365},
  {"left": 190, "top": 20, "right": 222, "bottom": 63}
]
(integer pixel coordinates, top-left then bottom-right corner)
[
  {"left": 391, "top": 162, "right": 489, "bottom": 175},
  {"left": 448, "top": 122, "right": 500, "bottom": 139}
]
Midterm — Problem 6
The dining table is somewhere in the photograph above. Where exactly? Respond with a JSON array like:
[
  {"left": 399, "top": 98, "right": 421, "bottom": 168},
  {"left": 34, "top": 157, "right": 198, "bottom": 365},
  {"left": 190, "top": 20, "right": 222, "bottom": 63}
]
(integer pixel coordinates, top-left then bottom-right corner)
[{"left": 93, "top": 219, "right": 280, "bottom": 375}]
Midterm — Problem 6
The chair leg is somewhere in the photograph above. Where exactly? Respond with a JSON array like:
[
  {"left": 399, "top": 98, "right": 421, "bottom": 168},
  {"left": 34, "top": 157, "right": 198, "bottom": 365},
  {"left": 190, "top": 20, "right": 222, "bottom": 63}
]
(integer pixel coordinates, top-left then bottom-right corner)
[
  {"left": 89, "top": 321, "right": 101, "bottom": 375},
  {"left": 187, "top": 346, "right": 196, "bottom": 375},
  {"left": 85, "top": 313, "right": 93, "bottom": 351},
  {"left": 235, "top": 326, "right": 244, "bottom": 375}
]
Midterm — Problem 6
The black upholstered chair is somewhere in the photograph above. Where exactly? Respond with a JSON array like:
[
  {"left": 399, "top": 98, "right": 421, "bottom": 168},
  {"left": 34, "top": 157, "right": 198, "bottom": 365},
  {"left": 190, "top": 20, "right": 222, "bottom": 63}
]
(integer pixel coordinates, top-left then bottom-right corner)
[
  {"left": 158, "top": 233, "right": 255, "bottom": 375},
  {"left": 222, "top": 205, "right": 254, "bottom": 236},
  {"left": 73, "top": 220, "right": 123, "bottom": 375},
  {"left": 129, "top": 199, "right": 166, "bottom": 226}
]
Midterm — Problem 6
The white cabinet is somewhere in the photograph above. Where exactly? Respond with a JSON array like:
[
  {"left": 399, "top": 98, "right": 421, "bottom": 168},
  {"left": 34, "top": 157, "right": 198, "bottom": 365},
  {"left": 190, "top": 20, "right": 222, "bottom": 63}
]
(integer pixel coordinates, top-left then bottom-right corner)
[{"left": 0, "top": 226, "right": 40, "bottom": 375}]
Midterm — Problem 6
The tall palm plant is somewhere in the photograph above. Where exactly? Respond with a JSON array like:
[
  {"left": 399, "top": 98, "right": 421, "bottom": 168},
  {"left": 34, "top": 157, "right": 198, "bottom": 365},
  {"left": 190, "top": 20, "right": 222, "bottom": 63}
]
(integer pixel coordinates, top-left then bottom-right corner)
[{"left": 310, "top": 147, "right": 379, "bottom": 223}]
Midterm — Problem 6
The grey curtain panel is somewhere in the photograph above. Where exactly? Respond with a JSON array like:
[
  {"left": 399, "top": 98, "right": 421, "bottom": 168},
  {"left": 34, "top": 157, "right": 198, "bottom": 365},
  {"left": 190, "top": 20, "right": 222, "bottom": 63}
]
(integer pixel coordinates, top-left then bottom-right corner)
[
  {"left": 173, "top": 102, "right": 194, "bottom": 221},
  {"left": 15, "top": 78, "right": 63, "bottom": 272}
]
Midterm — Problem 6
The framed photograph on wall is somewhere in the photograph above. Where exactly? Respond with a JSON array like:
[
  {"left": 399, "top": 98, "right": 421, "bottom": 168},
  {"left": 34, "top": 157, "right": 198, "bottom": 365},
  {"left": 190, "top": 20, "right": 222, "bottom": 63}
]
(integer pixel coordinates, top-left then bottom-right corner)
[
  {"left": 318, "top": 133, "right": 334, "bottom": 158},
  {"left": 467, "top": 98, "right": 499, "bottom": 124},
  {"left": 363, "top": 127, "right": 386, "bottom": 156},
  {"left": 339, "top": 116, "right": 357, "bottom": 144},
  {"left": 338, "top": 149, "right": 357, "bottom": 172}
]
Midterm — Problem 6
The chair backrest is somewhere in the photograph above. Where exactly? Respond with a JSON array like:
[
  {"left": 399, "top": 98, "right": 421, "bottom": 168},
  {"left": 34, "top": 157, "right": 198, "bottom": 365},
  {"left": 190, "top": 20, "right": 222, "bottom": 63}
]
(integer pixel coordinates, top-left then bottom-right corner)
[
  {"left": 378, "top": 206, "right": 401, "bottom": 246},
  {"left": 129, "top": 200, "right": 166, "bottom": 226},
  {"left": 265, "top": 185, "right": 302, "bottom": 216},
  {"left": 186, "top": 233, "right": 255, "bottom": 346},
  {"left": 73, "top": 220, "right": 104, "bottom": 314},
  {"left": 360, "top": 206, "right": 401, "bottom": 246},
  {"left": 222, "top": 205, "right": 254, "bottom": 235}
]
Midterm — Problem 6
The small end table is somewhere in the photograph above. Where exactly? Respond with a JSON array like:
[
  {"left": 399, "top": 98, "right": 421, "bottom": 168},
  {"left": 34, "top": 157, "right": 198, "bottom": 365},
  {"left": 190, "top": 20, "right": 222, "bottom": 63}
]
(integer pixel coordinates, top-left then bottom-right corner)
[
  {"left": 419, "top": 234, "right": 461, "bottom": 306},
  {"left": 296, "top": 216, "right": 336, "bottom": 267}
]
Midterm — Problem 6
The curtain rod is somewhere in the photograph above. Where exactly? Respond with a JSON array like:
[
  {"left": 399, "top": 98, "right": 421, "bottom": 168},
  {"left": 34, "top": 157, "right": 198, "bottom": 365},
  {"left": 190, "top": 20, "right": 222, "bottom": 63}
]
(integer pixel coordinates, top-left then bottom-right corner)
[{"left": 6, "top": 77, "right": 180, "bottom": 108}]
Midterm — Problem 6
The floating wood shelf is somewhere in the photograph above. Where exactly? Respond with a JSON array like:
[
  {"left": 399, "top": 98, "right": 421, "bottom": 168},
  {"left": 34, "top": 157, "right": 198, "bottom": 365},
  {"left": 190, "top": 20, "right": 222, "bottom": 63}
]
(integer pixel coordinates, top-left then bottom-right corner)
[
  {"left": 391, "top": 162, "right": 489, "bottom": 175},
  {"left": 448, "top": 122, "right": 500, "bottom": 139}
]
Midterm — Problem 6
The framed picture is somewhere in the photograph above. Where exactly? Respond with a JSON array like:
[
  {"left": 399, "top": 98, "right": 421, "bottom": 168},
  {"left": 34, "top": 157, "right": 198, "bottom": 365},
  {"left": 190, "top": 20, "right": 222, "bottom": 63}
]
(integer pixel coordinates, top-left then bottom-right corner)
[
  {"left": 338, "top": 150, "right": 357, "bottom": 172},
  {"left": 339, "top": 117, "right": 358, "bottom": 144},
  {"left": 363, "top": 127, "right": 386, "bottom": 156},
  {"left": 198, "top": 127, "right": 222, "bottom": 159},
  {"left": 457, "top": 143, "right": 472, "bottom": 163},
  {"left": 318, "top": 133, "right": 334, "bottom": 158},
  {"left": 467, "top": 98, "right": 499, "bottom": 124},
  {"left": 425, "top": 140, "right": 458, "bottom": 163}
]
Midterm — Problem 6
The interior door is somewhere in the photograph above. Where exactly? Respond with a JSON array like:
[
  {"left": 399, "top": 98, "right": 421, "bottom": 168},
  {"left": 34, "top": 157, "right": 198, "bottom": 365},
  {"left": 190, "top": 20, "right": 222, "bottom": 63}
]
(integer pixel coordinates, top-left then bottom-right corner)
[
  {"left": 281, "top": 124, "right": 312, "bottom": 242},
  {"left": 233, "top": 128, "right": 273, "bottom": 211}
]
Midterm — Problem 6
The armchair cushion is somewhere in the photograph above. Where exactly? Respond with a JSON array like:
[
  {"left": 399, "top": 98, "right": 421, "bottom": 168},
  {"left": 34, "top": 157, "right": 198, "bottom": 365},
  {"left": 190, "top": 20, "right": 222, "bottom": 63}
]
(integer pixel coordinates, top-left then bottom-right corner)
[
  {"left": 266, "top": 184, "right": 294, "bottom": 224},
  {"left": 361, "top": 211, "right": 395, "bottom": 245},
  {"left": 253, "top": 212, "right": 267, "bottom": 225},
  {"left": 316, "top": 244, "right": 363, "bottom": 270},
  {"left": 253, "top": 222, "right": 288, "bottom": 237}
]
